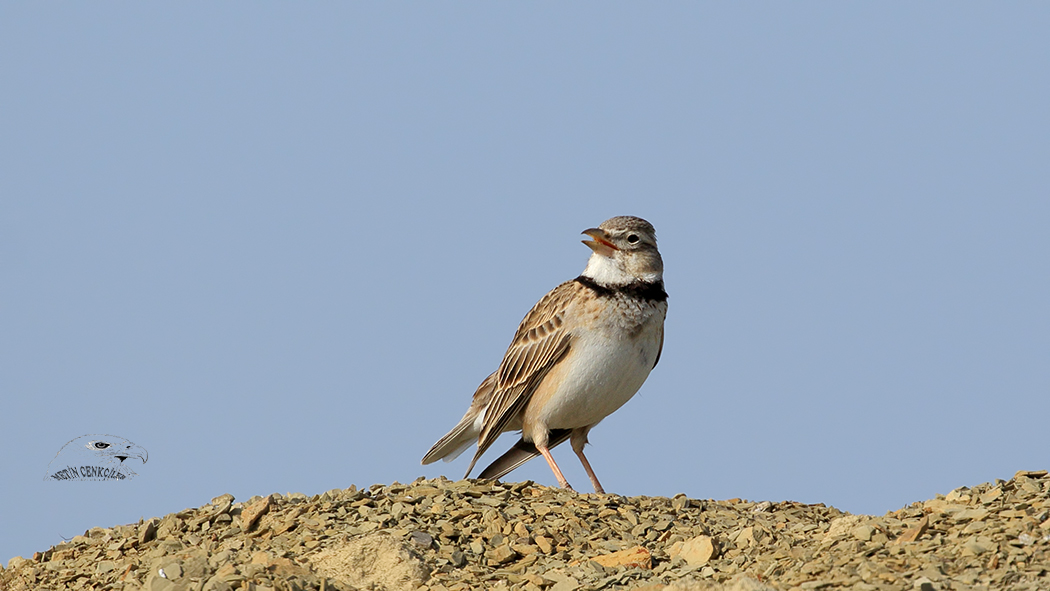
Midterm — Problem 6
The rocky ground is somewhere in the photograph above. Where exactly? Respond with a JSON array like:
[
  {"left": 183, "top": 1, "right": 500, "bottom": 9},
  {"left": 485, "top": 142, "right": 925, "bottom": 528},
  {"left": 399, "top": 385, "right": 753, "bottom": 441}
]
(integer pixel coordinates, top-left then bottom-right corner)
[{"left": 4, "top": 470, "right": 1050, "bottom": 591}]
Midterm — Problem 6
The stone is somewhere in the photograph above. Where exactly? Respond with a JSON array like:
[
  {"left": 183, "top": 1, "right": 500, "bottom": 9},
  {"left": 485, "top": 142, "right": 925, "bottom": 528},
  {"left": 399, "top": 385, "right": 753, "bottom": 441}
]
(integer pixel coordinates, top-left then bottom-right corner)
[
  {"left": 487, "top": 544, "right": 518, "bottom": 565},
  {"left": 240, "top": 495, "right": 272, "bottom": 532},
  {"left": 953, "top": 508, "right": 990, "bottom": 522},
  {"left": 897, "top": 516, "right": 929, "bottom": 543},
  {"left": 202, "top": 576, "right": 233, "bottom": 591},
  {"left": 668, "top": 535, "right": 718, "bottom": 566},
  {"left": 140, "top": 519, "right": 159, "bottom": 544},
  {"left": 511, "top": 543, "right": 540, "bottom": 555},
  {"left": 737, "top": 526, "right": 763, "bottom": 546},
  {"left": 590, "top": 546, "right": 652, "bottom": 569},
  {"left": 978, "top": 488, "right": 1002, "bottom": 504},
  {"left": 960, "top": 536, "right": 996, "bottom": 556},
  {"left": 851, "top": 525, "right": 876, "bottom": 542},
  {"left": 159, "top": 562, "right": 183, "bottom": 579},
  {"left": 213, "top": 563, "right": 237, "bottom": 580},
  {"left": 249, "top": 551, "right": 272, "bottom": 566},
  {"left": 826, "top": 515, "right": 867, "bottom": 538},
  {"left": 409, "top": 531, "right": 434, "bottom": 550},
  {"left": 210, "top": 493, "right": 235, "bottom": 506},
  {"left": 545, "top": 570, "right": 580, "bottom": 591}
]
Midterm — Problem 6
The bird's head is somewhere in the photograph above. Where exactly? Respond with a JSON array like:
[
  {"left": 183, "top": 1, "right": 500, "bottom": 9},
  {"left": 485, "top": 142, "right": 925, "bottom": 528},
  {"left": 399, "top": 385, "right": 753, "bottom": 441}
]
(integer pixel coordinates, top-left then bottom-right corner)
[
  {"left": 581, "top": 216, "right": 663, "bottom": 285},
  {"left": 85, "top": 437, "right": 149, "bottom": 464}
]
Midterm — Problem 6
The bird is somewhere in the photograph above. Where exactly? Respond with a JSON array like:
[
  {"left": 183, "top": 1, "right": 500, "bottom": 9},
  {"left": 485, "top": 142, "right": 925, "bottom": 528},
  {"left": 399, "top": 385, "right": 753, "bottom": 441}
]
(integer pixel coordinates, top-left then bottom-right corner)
[
  {"left": 44, "top": 434, "right": 149, "bottom": 481},
  {"left": 421, "top": 215, "right": 667, "bottom": 493}
]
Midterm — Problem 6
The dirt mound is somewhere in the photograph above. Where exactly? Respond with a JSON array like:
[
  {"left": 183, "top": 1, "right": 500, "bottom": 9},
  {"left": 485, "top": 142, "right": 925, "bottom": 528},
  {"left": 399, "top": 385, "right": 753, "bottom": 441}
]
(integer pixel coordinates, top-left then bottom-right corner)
[{"left": 3, "top": 470, "right": 1048, "bottom": 590}]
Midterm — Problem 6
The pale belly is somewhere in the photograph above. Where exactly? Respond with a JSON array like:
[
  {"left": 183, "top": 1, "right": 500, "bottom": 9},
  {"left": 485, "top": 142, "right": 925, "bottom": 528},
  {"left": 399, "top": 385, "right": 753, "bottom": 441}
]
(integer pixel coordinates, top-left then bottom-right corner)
[{"left": 531, "top": 323, "right": 661, "bottom": 430}]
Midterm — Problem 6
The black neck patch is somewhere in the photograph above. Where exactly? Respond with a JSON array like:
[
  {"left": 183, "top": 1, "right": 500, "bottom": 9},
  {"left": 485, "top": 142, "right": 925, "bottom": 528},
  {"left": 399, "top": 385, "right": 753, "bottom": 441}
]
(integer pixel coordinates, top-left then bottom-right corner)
[{"left": 574, "top": 275, "right": 668, "bottom": 303}]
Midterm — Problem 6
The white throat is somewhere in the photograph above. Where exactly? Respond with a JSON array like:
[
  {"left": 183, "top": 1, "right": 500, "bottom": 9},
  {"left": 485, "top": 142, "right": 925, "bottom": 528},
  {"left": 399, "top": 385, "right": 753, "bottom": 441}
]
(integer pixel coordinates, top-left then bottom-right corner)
[{"left": 581, "top": 253, "right": 661, "bottom": 285}]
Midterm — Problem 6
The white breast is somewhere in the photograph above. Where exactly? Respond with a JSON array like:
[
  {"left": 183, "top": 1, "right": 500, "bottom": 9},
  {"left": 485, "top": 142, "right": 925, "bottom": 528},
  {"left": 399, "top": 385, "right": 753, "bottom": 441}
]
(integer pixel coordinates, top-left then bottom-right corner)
[{"left": 536, "top": 297, "right": 666, "bottom": 430}]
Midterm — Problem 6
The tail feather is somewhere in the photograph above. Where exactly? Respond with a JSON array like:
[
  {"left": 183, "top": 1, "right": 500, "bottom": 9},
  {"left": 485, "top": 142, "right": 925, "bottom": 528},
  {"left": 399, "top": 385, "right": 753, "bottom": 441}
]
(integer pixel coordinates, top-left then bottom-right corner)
[
  {"left": 421, "top": 413, "right": 481, "bottom": 466},
  {"left": 423, "top": 372, "right": 498, "bottom": 467},
  {"left": 477, "top": 429, "right": 572, "bottom": 481}
]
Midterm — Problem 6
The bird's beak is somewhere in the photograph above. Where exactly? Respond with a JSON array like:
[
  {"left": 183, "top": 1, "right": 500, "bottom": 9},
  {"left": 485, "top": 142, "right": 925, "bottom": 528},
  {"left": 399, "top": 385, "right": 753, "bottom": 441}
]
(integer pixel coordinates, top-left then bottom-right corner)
[
  {"left": 582, "top": 228, "right": 618, "bottom": 257},
  {"left": 117, "top": 445, "right": 149, "bottom": 464}
]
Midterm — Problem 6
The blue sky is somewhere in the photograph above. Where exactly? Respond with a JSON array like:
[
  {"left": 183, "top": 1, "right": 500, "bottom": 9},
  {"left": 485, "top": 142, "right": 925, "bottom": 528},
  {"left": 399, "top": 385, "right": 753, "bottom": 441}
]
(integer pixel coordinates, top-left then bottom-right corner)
[{"left": 2, "top": 4, "right": 1048, "bottom": 564}]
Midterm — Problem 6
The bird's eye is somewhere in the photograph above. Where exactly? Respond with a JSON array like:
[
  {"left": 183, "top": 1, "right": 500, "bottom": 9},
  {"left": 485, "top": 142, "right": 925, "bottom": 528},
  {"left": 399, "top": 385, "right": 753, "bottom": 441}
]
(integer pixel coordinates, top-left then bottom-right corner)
[
  {"left": 627, "top": 234, "right": 640, "bottom": 244},
  {"left": 91, "top": 441, "right": 111, "bottom": 450}
]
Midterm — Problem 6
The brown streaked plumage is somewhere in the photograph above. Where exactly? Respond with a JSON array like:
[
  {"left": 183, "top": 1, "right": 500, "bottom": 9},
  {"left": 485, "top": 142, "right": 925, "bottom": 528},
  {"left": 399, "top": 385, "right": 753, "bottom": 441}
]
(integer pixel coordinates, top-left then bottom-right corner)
[{"left": 421, "top": 216, "right": 667, "bottom": 493}]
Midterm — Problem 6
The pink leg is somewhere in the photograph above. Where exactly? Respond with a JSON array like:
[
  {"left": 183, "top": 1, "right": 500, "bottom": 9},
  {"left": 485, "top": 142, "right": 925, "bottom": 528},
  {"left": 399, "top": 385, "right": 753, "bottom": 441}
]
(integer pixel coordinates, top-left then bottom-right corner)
[
  {"left": 574, "top": 448, "right": 605, "bottom": 494},
  {"left": 538, "top": 445, "right": 573, "bottom": 490}
]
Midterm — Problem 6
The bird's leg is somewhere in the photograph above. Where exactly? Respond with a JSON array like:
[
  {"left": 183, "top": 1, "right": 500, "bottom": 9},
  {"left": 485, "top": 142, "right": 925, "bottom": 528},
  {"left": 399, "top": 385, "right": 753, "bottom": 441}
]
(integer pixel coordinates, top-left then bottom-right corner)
[
  {"left": 574, "top": 448, "right": 605, "bottom": 494},
  {"left": 570, "top": 427, "right": 604, "bottom": 494},
  {"left": 537, "top": 445, "right": 573, "bottom": 490}
]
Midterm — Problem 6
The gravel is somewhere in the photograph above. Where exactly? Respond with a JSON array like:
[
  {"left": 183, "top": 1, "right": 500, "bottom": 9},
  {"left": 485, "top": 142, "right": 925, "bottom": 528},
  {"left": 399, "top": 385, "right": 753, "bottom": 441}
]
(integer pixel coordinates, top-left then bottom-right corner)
[{"left": 3, "top": 470, "right": 1050, "bottom": 590}]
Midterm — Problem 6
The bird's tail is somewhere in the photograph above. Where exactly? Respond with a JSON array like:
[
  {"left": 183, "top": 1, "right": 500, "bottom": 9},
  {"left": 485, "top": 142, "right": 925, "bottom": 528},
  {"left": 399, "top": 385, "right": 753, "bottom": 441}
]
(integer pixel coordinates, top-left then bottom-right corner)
[
  {"left": 422, "top": 372, "right": 499, "bottom": 471},
  {"left": 477, "top": 429, "right": 572, "bottom": 481},
  {"left": 421, "top": 411, "right": 482, "bottom": 466}
]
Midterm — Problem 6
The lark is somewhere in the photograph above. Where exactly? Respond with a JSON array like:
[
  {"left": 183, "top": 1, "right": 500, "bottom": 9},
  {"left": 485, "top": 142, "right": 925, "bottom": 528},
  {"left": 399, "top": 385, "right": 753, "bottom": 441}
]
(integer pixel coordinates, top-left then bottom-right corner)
[{"left": 421, "top": 216, "right": 667, "bottom": 493}]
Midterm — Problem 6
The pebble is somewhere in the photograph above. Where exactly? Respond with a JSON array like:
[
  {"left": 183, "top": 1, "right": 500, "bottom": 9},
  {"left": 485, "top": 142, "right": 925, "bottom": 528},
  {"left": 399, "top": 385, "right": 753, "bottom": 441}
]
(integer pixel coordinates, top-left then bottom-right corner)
[
  {"left": 669, "top": 535, "right": 719, "bottom": 567},
  {"left": 4, "top": 472, "right": 1050, "bottom": 590}
]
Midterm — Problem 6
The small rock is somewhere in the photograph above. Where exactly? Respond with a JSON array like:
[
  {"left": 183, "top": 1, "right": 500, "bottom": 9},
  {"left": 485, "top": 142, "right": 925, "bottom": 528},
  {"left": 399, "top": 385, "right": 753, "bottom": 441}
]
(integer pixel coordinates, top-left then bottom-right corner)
[
  {"left": 202, "top": 577, "right": 233, "bottom": 591},
  {"left": 590, "top": 546, "right": 651, "bottom": 569},
  {"left": 240, "top": 495, "right": 272, "bottom": 532},
  {"left": 668, "top": 535, "right": 718, "bottom": 566},
  {"left": 140, "top": 519, "right": 159, "bottom": 544},
  {"left": 852, "top": 525, "right": 876, "bottom": 542},
  {"left": 409, "top": 531, "right": 434, "bottom": 550},
  {"left": 160, "top": 562, "right": 183, "bottom": 579},
  {"left": 524, "top": 572, "right": 553, "bottom": 587},
  {"left": 897, "top": 516, "right": 929, "bottom": 543},
  {"left": 150, "top": 577, "right": 178, "bottom": 591},
  {"left": 826, "top": 515, "right": 867, "bottom": 538},
  {"left": 95, "top": 560, "right": 116, "bottom": 574},
  {"left": 978, "top": 488, "right": 1002, "bottom": 504},
  {"left": 545, "top": 570, "right": 580, "bottom": 591},
  {"left": 737, "top": 526, "right": 763, "bottom": 546},
  {"left": 953, "top": 509, "right": 989, "bottom": 522},
  {"left": 960, "top": 537, "right": 995, "bottom": 556},
  {"left": 487, "top": 544, "right": 518, "bottom": 565},
  {"left": 511, "top": 543, "right": 540, "bottom": 555},
  {"left": 250, "top": 551, "right": 273, "bottom": 566},
  {"left": 213, "top": 563, "right": 238, "bottom": 580},
  {"left": 210, "top": 493, "right": 235, "bottom": 506}
]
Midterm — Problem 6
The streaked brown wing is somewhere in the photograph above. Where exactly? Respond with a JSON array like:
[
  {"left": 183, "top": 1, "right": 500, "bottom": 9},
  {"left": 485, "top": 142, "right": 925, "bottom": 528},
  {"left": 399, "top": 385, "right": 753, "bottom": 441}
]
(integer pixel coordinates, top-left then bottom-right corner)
[{"left": 465, "top": 280, "right": 579, "bottom": 474}]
